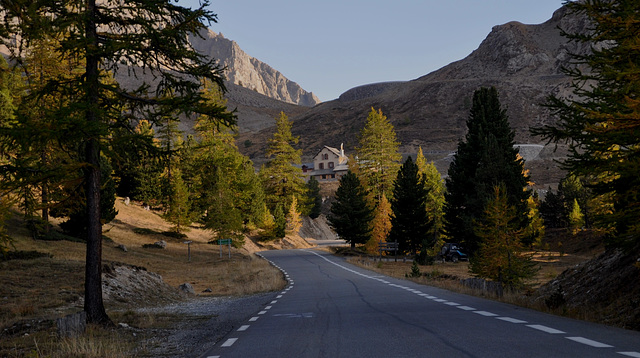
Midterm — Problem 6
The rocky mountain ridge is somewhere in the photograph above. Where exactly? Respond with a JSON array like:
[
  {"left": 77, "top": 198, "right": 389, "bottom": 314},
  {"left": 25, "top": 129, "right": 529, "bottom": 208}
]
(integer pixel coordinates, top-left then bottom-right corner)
[{"left": 188, "top": 29, "right": 320, "bottom": 107}]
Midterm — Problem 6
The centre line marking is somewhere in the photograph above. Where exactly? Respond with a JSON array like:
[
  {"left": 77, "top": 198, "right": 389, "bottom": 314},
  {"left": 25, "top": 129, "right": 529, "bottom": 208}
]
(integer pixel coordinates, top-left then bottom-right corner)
[
  {"left": 618, "top": 352, "right": 640, "bottom": 357},
  {"left": 221, "top": 338, "right": 237, "bottom": 347},
  {"left": 527, "top": 324, "right": 565, "bottom": 334},
  {"left": 566, "top": 337, "right": 613, "bottom": 348},
  {"left": 237, "top": 325, "right": 250, "bottom": 331},
  {"left": 496, "top": 317, "right": 527, "bottom": 324},
  {"left": 474, "top": 311, "right": 498, "bottom": 317}
]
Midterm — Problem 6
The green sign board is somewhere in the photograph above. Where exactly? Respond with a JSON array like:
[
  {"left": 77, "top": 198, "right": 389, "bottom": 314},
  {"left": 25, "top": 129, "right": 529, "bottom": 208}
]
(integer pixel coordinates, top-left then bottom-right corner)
[{"left": 217, "top": 239, "right": 232, "bottom": 245}]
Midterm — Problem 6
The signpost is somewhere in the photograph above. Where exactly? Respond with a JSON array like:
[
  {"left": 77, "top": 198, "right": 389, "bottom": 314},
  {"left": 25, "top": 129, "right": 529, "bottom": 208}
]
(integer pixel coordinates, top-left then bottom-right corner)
[
  {"left": 183, "top": 240, "right": 192, "bottom": 262},
  {"left": 378, "top": 240, "right": 399, "bottom": 262},
  {"left": 217, "top": 238, "right": 232, "bottom": 259}
]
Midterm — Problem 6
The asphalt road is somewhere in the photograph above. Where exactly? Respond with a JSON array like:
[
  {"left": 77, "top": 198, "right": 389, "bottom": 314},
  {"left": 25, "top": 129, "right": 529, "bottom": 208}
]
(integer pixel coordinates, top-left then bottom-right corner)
[{"left": 201, "top": 249, "right": 640, "bottom": 358}]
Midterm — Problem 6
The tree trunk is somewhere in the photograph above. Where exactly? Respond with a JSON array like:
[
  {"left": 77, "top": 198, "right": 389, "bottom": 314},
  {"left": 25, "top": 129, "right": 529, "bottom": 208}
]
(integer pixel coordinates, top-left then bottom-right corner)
[{"left": 83, "top": 0, "right": 111, "bottom": 326}]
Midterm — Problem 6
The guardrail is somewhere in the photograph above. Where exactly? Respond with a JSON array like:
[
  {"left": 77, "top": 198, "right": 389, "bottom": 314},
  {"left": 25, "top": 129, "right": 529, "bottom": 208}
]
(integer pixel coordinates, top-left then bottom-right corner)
[{"left": 378, "top": 241, "right": 399, "bottom": 262}]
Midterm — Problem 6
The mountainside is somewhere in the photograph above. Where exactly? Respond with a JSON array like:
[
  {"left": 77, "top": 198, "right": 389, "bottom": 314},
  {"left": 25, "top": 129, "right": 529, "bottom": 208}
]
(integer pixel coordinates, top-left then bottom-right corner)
[
  {"left": 188, "top": 29, "right": 320, "bottom": 107},
  {"left": 237, "top": 5, "right": 585, "bottom": 188}
]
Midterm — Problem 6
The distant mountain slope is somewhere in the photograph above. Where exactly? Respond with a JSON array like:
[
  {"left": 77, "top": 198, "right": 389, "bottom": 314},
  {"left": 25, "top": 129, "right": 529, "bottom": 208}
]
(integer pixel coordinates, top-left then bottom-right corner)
[
  {"left": 188, "top": 29, "right": 320, "bottom": 107},
  {"left": 239, "top": 5, "right": 584, "bottom": 188}
]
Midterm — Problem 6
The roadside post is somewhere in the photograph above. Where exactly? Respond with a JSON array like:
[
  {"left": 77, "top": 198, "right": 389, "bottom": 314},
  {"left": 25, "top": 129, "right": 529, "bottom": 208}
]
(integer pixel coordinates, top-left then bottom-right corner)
[
  {"left": 217, "top": 238, "right": 232, "bottom": 259},
  {"left": 183, "top": 240, "right": 192, "bottom": 262}
]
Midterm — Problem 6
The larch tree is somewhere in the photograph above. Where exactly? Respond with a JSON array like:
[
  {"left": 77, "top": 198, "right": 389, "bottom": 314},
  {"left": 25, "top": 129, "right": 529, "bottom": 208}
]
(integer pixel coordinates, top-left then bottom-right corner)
[
  {"left": 470, "top": 185, "right": 537, "bottom": 290},
  {"left": 260, "top": 112, "right": 307, "bottom": 214},
  {"left": 365, "top": 194, "right": 392, "bottom": 255},
  {"left": 416, "top": 146, "right": 446, "bottom": 243},
  {"left": 388, "top": 156, "right": 433, "bottom": 255},
  {"left": 0, "top": 0, "right": 234, "bottom": 324},
  {"left": 355, "top": 108, "right": 402, "bottom": 203},
  {"left": 328, "top": 171, "right": 373, "bottom": 250},
  {"left": 445, "top": 87, "right": 530, "bottom": 255},
  {"left": 532, "top": 0, "right": 640, "bottom": 249}
]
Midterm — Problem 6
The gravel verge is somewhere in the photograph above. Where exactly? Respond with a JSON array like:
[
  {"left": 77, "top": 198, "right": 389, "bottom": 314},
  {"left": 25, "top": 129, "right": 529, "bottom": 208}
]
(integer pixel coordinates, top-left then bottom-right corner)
[{"left": 133, "top": 292, "right": 278, "bottom": 357}]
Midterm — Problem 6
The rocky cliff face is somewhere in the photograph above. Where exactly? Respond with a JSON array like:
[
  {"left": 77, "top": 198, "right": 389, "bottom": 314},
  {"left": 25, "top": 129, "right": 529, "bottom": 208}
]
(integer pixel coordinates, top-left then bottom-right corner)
[
  {"left": 237, "top": 5, "right": 585, "bottom": 188},
  {"left": 188, "top": 29, "right": 320, "bottom": 107}
]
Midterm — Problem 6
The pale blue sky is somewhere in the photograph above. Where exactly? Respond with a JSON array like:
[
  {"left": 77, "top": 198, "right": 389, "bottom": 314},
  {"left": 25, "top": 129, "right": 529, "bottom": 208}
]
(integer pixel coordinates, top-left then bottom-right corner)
[{"left": 180, "top": 0, "right": 566, "bottom": 102}]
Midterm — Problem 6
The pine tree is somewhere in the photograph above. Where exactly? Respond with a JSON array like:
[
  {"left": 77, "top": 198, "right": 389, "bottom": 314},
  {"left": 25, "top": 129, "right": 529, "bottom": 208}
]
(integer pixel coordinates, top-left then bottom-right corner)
[
  {"left": 306, "top": 176, "right": 322, "bottom": 219},
  {"left": 328, "top": 171, "right": 373, "bottom": 250},
  {"left": 286, "top": 196, "right": 302, "bottom": 235},
  {"left": 261, "top": 112, "right": 307, "bottom": 213},
  {"left": 532, "top": 0, "right": 640, "bottom": 249},
  {"left": 389, "top": 156, "right": 433, "bottom": 255},
  {"left": 0, "top": 0, "right": 234, "bottom": 324},
  {"left": 445, "top": 87, "right": 530, "bottom": 255},
  {"left": 355, "top": 108, "right": 402, "bottom": 203},
  {"left": 470, "top": 185, "right": 537, "bottom": 290}
]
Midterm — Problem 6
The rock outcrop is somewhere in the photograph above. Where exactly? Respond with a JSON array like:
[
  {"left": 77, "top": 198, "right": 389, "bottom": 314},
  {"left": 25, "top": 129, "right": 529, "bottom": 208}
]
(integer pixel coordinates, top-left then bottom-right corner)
[{"left": 188, "top": 29, "right": 320, "bottom": 107}]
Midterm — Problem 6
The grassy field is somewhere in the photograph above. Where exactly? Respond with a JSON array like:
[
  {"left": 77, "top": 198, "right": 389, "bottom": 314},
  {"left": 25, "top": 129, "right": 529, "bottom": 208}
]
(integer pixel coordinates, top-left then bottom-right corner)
[{"left": 0, "top": 198, "right": 288, "bottom": 357}]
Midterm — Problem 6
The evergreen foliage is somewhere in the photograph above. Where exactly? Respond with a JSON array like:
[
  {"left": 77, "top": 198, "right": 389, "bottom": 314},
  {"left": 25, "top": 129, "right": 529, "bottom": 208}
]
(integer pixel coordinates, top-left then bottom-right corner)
[
  {"left": 389, "top": 156, "right": 433, "bottom": 255},
  {"left": 470, "top": 185, "right": 537, "bottom": 290},
  {"left": 0, "top": 0, "right": 233, "bottom": 325},
  {"left": 532, "top": 0, "right": 640, "bottom": 249},
  {"left": 306, "top": 176, "right": 322, "bottom": 219},
  {"left": 261, "top": 112, "right": 307, "bottom": 213},
  {"left": 355, "top": 108, "right": 402, "bottom": 203},
  {"left": 445, "top": 87, "right": 530, "bottom": 255},
  {"left": 328, "top": 171, "right": 373, "bottom": 250}
]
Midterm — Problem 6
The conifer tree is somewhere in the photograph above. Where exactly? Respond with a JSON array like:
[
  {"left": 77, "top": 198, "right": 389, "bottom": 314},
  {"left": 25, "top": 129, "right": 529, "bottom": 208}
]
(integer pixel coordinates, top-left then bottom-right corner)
[
  {"left": 261, "top": 112, "right": 307, "bottom": 213},
  {"left": 286, "top": 196, "right": 302, "bottom": 235},
  {"left": 306, "top": 176, "right": 322, "bottom": 219},
  {"left": 365, "top": 194, "right": 392, "bottom": 255},
  {"left": 389, "top": 156, "right": 433, "bottom": 255},
  {"left": 328, "top": 171, "right": 373, "bottom": 250},
  {"left": 470, "top": 185, "right": 536, "bottom": 290},
  {"left": 356, "top": 108, "right": 402, "bottom": 203},
  {"left": 445, "top": 87, "right": 530, "bottom": 255},
  {"left": 532, "top": 0, "right": 640, "bottom": 249},
  {"left": 416, "top": 146, "right": 446, "bottom": 241},
  {"left": 0, "top": 0, "right": 234, "bottom": 324}
]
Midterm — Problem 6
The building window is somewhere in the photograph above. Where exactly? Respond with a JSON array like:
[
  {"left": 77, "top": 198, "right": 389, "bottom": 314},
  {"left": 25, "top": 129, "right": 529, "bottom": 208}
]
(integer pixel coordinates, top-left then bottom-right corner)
[
  {"left": 323, "top": 153, "right": 328, "bottom": 160},
  {"left": 319, "top": 163, "right": 324, "bottom": 170},
  {"left": 322, "top": 175, "right": 327, "bottom": 179},
  {"left": 328, "top": 162, "right": 334, "bottom": 168},
  {"left": 330, "top": 174, "right": 335, "bottom": 178}
]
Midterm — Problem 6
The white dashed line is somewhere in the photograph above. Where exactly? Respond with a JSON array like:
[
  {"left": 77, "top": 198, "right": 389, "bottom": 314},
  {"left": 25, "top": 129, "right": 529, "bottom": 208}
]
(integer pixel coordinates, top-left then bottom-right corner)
[
  {"left": 566, "top": 337, "right": 613, "bottom": 348},
  {"left": 206, "top": 356, "right": 220, "bottom": 358},
  {"left": 527, "top": 324, "right": 565, "bottom": 334},
  {"left": 249, "top": 316, "right": 259, "bottom": 322},
  {"left": 474, "top": 311, "right": 498, "bottom": 317},
  {"left": 221, "top": 338, "right": 238, "bottom": 347},
  {"left": 258, "top": 310, "right": 267, "bottom": 315},
  {"left": 618, "top": 352, "right": 640, "bottom": 358},
  {"left": 496, "top": 317, "right": 527, "bottom": 324},
  {"left": 434, "top": 299, "right": 447, "bottom": 302},
  {"left": 444, "top": 302, "right": 460, "bottom": 306},
  {"left": 457, "top": 306, "right": 476, "bottom": 311},
  {"left": 277, "top": 295, "right": 283, "bottom": 298},
  {"left": 270, "top": 300, "right": 278, "bottom": 304},
  {"left": 237, "top": 325, "right": 250, "bottom": 332},
  {"left": 265, "top": 305, "right": 272, "bottom": 310}
]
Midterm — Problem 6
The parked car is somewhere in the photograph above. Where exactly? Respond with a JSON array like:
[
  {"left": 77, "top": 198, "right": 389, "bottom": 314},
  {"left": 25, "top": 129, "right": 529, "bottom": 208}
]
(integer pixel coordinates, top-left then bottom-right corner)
[{"left": 438, "top": 243, "right": 468, "bottom": 263}]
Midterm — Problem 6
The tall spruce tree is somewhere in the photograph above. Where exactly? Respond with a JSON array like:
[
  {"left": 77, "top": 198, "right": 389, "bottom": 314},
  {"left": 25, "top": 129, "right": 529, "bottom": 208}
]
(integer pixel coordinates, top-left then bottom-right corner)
[
  {"left": 389, "top": 156, "right": 433, "bottom": 255},
  {"left": 355, "top": 108, "right": 402, "bottom": 203},
  {"left": 0, "top": 0, "right": 233, "bottom": 324},
  {"left": 306, "top": 176, "right": 322, "bottom": 219},
  {"left": 532, "top": 0, "right": 640, "bottom": 249},
  {"left": 445, "top": 87, "right": 530, "bottom": 255},
  {"left": 328, "top": 171, "right": 373, "bottom": 250}
]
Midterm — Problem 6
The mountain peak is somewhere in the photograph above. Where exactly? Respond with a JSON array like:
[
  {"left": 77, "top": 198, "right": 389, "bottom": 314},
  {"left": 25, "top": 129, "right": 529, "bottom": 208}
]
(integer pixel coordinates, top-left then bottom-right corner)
[{"left": 189, "top": 29, "right": 320, "bottom": 107}]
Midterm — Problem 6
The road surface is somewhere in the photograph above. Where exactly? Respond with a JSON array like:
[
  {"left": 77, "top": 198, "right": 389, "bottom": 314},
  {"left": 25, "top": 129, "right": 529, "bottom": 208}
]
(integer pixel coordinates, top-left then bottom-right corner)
[{"left": 201, "top": 249, "right": 640, "bottom": 358}]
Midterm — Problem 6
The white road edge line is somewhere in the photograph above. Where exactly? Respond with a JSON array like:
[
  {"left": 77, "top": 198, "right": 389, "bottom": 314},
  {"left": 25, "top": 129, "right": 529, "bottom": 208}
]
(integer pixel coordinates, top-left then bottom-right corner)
[
  {"left": 474, "top": 311, "right": 498, "bottom": 317},
  {"left": 565, "top": 337, "right": 613, "bottom": 348},
  {"left": 249, "top": 316, "right": 259, "bottom": 322},
  {"left": 258, "top": 310, "right": 267, "bottom": 315},
  {"left": 237, "top": 325, "right": 250, "bottom": 332},
  {"left": 457, "top": 306, "right": 476, "bottom": 311},
  {"left": 221, "top": 338, "right": 238, "bottom": 347},
  {"left": 527, "top": 324, "right": 565, "bottom": 334}
]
